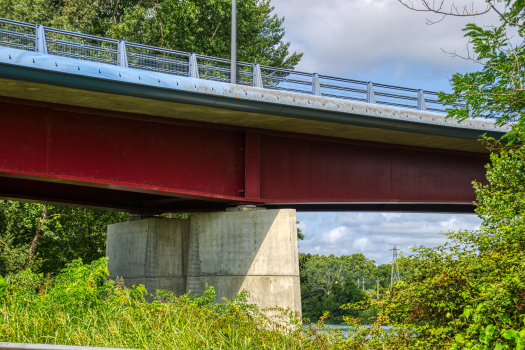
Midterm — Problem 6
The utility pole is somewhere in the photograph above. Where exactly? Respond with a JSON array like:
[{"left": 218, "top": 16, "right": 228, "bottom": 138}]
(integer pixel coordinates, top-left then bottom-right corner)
[
  {"left": 376, "top": 279, "right": 380, "bottom": 299},
  {"left": 362, "top": 278, "right": 365, "bottom": 291},
  {"left": 231, "top": 0, "right": 237, "bottom": 84},
  {"left": 390, "top": 245, "right": 401, "bottom": 287}
]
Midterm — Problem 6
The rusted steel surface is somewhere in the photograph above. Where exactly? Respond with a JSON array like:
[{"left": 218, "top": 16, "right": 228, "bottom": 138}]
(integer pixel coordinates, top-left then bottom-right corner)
[{"left": 0, "top": 99, "right": 488, "bottom": 213}]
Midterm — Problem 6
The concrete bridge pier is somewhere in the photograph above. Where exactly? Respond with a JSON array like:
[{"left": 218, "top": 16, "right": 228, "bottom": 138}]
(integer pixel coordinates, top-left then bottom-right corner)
[{"left": 106, "top": 209, "right": 301, "bottom": 313}]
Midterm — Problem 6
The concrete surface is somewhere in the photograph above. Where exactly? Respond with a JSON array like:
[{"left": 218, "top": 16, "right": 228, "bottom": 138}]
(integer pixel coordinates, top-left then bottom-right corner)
[
  {"left": 106, "top": 218, "right": 190, "bottom": 295},
  {"left": 106, "top": 209, "right": 301, "bottom": 313},
  {"left": 189, "top": 209, "right": 301, "bottom": 312}
]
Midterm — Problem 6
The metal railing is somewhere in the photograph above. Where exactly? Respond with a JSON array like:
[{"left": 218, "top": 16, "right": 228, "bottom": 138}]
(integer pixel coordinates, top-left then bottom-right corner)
[{"left": 0, "top": 17, "right": 461, "bottom": 113}]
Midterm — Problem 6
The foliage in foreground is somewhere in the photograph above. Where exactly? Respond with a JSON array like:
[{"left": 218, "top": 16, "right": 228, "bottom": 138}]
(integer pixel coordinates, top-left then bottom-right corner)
[
  {"left": 357, "top": 138, "right": 525, "bottom": 350},
  {"left": 0, "top": 257, "right": 405, "bottom": 349}
]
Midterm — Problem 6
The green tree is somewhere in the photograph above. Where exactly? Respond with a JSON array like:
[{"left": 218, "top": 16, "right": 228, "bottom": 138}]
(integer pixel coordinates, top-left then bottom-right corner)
[
  {"left": 0, "top": 0, "right": 302, "bottom": 69},
  {"left": 399, "top": 0, "right": 525, "bottom": 141},
  {"left": 323, "top": 279, "right": 366, "bottom": 320},
  {"left": 302, "top": 253, "right": 378, "bottom": 295},
  {"left": 297, "top": 221, "right": 304, "bottom": 240},
  {"left": 0, "top": 0, "right": 101, "bottom": 33},
  {"left": 107, "top": 0, "right": 302, "bottom": 68},
  {"left": 299, "top": 253, "right": 378, "bottom": 322},
  {"left": 0, "top": 201, "right": 128, "bottom": 276}
]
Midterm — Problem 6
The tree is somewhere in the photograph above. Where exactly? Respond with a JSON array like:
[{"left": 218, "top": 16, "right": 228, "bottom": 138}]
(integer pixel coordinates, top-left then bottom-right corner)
[
  {"left": 398, "top": 0, "right": 525, "bottom": 141},
  {"left": 0, "top": 0, "right": 101, "bottom": 33},
  {"left": 299, "top": 253, "right": 380, "bottom": 322},
  {"left": 0, "top": 0, "right": 302, "bottom": 69},
  {"left": 323, "top": 279, "right": 366, "bottom": 319},
  {"left": 0, "top": 201, "right": 128, "bottom": 276},
  {"left": 297, "top": 221, "right": 305, "bottom": 240}
]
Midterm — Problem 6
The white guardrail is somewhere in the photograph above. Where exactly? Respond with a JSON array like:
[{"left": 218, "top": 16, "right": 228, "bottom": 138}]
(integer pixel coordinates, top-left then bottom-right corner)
[
  {"left": 0, "top": 17, "right": 464, "bottom": 113},
  {"left": 0, "top": 343, "right": 138, "bottom": 350}
]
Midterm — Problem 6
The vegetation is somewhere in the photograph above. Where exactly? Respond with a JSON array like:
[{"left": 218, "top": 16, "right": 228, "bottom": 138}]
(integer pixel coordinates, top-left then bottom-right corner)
[
  {"left": 0, "top": 257, "right": 366, "bottom": 349},
  {"left": 0, "top": 0, "right": 302, "bottom": 69},
  {"left": 398, "top": 0, "right": 525, "bottom": 139},
  {"left": 0, "top": 202, "right": 128, "bottom": 277},
  {"left": 299, "top": 252, "right": 414, "bottom": 323}
]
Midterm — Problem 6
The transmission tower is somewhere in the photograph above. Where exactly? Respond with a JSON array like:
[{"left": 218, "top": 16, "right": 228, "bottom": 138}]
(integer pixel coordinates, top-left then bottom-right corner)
[{"left": 390, "top": 245, "right": 401, "bottom": 287}]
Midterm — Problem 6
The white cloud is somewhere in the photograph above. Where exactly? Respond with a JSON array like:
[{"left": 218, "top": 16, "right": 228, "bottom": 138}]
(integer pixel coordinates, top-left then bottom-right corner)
[
  {"left": 319, "top": 226, "right": 354, "bottom": 245},
  {"left": 272, "top": 0, "right": 501, "bottom": 91},
  {"left": 297, "top": 212, "right": 481, "bottom": 264},
  {"left": 352, "top": 237, "right": 372, "bottom": 251}
]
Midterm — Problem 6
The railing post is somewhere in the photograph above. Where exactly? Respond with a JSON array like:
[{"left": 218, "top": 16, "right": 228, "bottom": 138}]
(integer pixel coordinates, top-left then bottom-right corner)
[
  {"left": 253, "top": 64, "right": 263, "bottom": 88},
  {"left": 35, "top": 25, "right": 47, "bottom": 54},
  {"left": 367, "top": 82, "right": 375, "bottom": 103},
  {"left": 417, "top": 89, "right": 426, "bottom": 111},
  {"left": 467, "top": 103, "right": 473, "bottom": 119},
  {"left": 189, "top": 53, "right": 199, "bottom": 79},
  {"left": 312, "top": 73, "right": 321, "bottom": 96},
  {"left": 117, "top": 40, "right": 128, "bottom": 67}
]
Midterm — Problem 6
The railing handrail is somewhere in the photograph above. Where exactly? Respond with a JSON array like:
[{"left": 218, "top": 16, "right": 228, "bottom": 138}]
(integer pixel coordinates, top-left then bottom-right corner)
[
  {"left": 0, "top": 16, "right": 463, "bottom": 113},
  {"left": 44, "top": 26, "right": 119, "bottom": 44}
]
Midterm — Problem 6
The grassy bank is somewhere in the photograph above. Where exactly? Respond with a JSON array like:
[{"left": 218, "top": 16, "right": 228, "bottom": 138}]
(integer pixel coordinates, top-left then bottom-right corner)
[{"left": 1, "top": 258, "right": 376, "bottom": 349}]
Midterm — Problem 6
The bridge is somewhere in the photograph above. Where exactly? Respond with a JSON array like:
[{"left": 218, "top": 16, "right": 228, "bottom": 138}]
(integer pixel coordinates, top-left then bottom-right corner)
[
  {"left": 0, "top": 18, "right": 508, "bottom": 214},
  {"left": 0, "top": 18, "right": 508, "bottom": 313}
]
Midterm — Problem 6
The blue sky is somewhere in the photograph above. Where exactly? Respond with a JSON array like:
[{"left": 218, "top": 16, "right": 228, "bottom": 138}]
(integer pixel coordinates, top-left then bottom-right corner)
[{"left": 270, "top": 0, "right": 499, "bottom": 264}]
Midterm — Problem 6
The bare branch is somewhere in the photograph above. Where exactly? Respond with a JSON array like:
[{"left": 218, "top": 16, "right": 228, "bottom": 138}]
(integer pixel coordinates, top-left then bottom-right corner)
[
  {"left": 491, "top": 4, "right": 525, "bottom": 29},
  {"left": 398, "top": 0, "right": 492, "bottom": 17},
  {"left": 310, "top": 283, "right": 330, "bottom": 296},
  {"left": 441, "top": 47, "right": 521, "bottom": 82}
]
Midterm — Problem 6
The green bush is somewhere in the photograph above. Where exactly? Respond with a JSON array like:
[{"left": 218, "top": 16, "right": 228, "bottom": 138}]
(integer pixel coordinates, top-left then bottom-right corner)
[{"left": 0, "top": 257, "right": 379, "bottom": 349}]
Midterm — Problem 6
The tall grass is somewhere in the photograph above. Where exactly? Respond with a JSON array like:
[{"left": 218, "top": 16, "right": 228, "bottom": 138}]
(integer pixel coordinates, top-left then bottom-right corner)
[{"left": 0, "top": 258, "right": 356, "bottom": 349}]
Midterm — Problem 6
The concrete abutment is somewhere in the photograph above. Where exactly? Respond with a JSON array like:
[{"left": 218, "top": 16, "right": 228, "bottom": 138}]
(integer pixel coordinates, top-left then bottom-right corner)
[{"left": 106, "top": 209, "right": 301, "bottom": 313}]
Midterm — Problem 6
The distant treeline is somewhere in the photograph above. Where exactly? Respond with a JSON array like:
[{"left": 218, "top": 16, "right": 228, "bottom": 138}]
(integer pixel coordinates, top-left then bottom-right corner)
[{"left": 299, "top": 252, "right": 414, "bottom": 322}]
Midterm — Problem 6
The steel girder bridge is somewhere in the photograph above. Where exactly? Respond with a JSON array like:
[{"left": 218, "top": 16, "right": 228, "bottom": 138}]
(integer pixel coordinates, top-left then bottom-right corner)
[{"left": 0, "top": 18, "right": 509, "bottom": 213}]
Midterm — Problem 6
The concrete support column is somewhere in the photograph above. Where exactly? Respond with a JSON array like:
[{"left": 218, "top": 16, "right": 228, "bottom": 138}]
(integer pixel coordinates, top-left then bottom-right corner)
[
  {"left": 106, "top": 209, "right": 301, "bottom": 313},
  {"left": 106, "top": 218, "right": 190, "bottom": 295},
  {"left": 186, "top": 222, "right": 201, "bottom": 296},
  {"left": 190, "top": 209, "right": 301, "bottom": 312}
]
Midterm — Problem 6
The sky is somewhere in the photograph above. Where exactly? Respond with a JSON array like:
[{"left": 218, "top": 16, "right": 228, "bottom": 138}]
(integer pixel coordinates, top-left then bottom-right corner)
[{"left": 269, "top": 0, "right": 501, "bottom": 264}]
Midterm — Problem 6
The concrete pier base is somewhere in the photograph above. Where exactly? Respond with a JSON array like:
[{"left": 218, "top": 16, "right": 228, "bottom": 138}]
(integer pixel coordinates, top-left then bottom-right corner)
[
  {"left": 106, "top": 218, "right": 190, "bottom": 295},
  {"left": 106, "top": 209, "right": 301, "bottom": 313}
]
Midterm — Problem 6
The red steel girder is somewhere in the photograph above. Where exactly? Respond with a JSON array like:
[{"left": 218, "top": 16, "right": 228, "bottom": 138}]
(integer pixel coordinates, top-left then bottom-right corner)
[{"left": 0, "top": 98, "right": 488, "bottom": 212}]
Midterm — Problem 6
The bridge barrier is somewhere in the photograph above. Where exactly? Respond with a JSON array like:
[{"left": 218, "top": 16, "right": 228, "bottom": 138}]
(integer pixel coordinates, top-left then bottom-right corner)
[
  {"left": 0, "top": 343, "right": 138, "bottom": 350},
  {"left": 0, "top": 17, "right": 465, "bottom": 114}
]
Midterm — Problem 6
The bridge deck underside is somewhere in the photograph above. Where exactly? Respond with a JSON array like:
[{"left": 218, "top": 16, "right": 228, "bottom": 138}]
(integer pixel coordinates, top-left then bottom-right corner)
[{"left": 0, "top": 98, "right": 488, "bottom": 213}]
